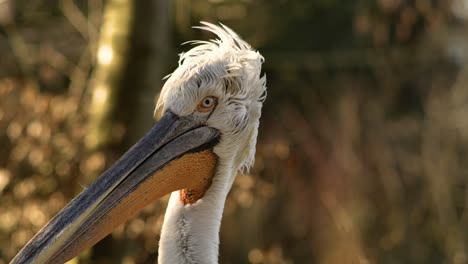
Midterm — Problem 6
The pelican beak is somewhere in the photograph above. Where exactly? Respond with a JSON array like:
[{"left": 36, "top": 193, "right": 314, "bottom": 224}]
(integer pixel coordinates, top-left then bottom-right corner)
[{"left": 11, "top": 111, "right": 220, "bottom": 264}]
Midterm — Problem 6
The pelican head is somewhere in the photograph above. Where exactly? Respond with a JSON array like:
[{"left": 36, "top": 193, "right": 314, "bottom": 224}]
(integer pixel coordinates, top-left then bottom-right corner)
[
  {"left": 158, "top": 22, "right": 266, "bottom": 178},
  {"left": 11, "top": 22, "right": 266, "bottom": 264}
]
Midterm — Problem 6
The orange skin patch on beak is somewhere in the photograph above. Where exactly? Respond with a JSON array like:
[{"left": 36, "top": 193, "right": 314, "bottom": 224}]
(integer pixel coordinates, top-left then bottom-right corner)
[
  {"left": 179, "top": 149, "right": 218, "bottom": 205},
  {"left": 48, "top": 150, "right": 218, "bottom": 264}
]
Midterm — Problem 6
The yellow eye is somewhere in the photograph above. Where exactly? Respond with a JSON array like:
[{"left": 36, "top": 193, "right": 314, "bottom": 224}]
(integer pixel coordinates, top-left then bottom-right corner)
[{"left": 197, "top": 96, "right": 217, "bottom": 112}]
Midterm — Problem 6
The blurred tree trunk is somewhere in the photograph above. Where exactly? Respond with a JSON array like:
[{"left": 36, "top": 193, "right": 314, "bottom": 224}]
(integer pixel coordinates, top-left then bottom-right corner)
[
  {"left": 86, "top": 0, "right": 171, "bottom": 147},
  {"left": 85, "top": 0, "right": 133, "bottom": 150},
  {"left": 120, "top": 0, "right": 171, "bottom": 146},
  {"left": 85, "top": 0, "right": 171, "bottom": 262}
]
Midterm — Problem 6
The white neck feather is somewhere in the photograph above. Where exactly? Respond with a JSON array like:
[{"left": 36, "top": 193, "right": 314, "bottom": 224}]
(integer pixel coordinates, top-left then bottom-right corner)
[{"left": 158, "top": 158, "right": 236, "bottom": 264}]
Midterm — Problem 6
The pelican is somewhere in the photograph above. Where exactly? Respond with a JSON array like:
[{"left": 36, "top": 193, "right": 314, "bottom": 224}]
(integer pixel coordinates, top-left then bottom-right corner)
[{"left": 11, "top": 22, "right": 266, "bottom": 264}]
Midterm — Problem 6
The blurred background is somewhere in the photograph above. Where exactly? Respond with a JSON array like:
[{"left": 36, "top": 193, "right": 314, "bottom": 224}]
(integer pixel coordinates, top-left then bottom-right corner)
[{"left": 1, "top": 0, "right": 468, "bottom": 263}]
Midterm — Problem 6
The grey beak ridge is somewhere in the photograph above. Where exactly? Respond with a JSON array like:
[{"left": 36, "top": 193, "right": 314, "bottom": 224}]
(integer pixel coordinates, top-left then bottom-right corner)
[{"left": 11, "top": 111, "right": 219, "bottom": 264}]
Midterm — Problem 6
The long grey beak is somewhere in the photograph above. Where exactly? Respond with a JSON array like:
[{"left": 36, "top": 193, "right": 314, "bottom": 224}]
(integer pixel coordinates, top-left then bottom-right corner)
[{"left": 10, "top": 111, "right": 219, "bottom": 264}]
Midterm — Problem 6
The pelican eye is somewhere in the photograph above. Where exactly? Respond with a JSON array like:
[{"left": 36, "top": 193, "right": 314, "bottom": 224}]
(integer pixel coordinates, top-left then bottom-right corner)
[{"left": 197, "top": 96, "right": 217, "bottom": 112}]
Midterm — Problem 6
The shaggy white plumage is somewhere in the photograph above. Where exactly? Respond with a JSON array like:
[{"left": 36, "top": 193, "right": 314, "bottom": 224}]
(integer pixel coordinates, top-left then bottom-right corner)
[{"left": 157, "top": 22, "right": 266, "bottom": 264}]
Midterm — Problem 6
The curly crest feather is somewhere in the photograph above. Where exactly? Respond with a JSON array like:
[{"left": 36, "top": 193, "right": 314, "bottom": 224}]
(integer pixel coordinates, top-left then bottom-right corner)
[{"left": 156, "top": 22, "right": 265, "bottom": 116}]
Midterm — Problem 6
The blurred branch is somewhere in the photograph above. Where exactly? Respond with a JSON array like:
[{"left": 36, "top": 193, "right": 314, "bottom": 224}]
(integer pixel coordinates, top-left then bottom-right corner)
[
  {"left": 60, "top": 0, "right": 103, "bottom": 108},
  {"left": 1, "top": 22, "right": 38, "bottom": 86},
  {"left": 59, "top": 0, "right": 98, "bottom": 41},
  {"left": 69, "top": 44, "right": 92, "bottom": 106},
  {"left": 87, "top": 0, "right": 103, "bottom": 57}
]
